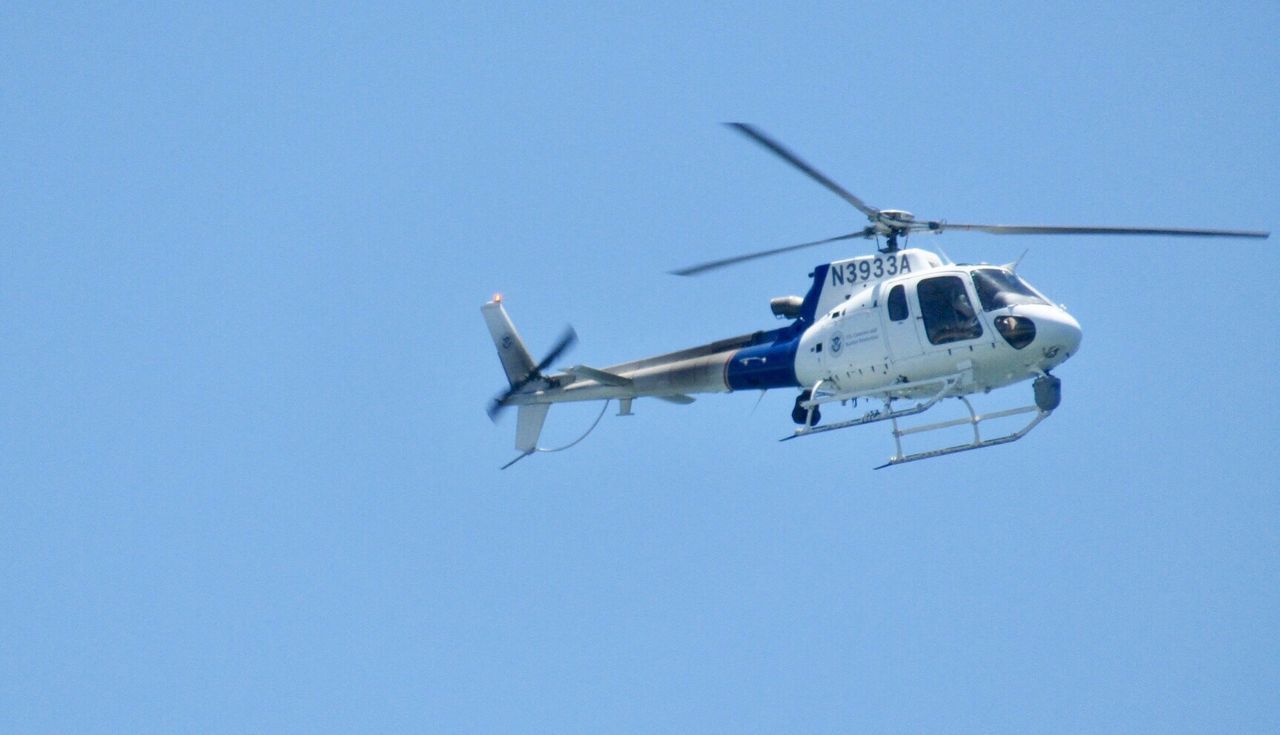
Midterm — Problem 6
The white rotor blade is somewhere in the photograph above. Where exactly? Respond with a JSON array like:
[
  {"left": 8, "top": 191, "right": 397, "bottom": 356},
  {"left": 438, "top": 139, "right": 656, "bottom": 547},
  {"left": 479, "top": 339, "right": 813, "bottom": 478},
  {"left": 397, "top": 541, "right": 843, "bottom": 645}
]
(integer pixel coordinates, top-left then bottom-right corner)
[{"left": 937, "top": 223, "right": 1269, "bottom": 238}]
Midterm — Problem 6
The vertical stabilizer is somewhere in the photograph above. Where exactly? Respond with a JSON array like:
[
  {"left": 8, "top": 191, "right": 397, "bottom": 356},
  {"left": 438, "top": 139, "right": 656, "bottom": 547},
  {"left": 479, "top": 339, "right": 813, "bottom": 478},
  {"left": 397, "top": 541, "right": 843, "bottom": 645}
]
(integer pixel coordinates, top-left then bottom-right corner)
[
  {"left": 481, "top": 297, "right": 537, "bottom": 386},
  {"left": 515, "top": 404, "right": 550, "bottom": 453}
]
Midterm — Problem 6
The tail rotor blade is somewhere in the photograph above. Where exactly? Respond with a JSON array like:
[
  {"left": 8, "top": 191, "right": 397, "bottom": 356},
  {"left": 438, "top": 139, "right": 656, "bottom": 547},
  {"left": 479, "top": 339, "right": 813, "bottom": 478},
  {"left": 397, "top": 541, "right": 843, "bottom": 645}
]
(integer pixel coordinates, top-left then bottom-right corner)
[
  {"left": 535, "top": 327, "right": 578, "bottom": 373},
  {"left": 486, "top": 396, "right": 508, "bottom": 422},
  {"left": 486, "top": 326, "right": 577, "bottom": 421}
]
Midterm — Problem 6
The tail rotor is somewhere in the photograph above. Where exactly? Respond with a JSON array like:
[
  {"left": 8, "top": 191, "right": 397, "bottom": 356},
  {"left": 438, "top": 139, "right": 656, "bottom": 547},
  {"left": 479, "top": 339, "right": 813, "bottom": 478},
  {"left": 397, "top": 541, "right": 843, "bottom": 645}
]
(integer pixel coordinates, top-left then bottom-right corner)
[{"left": 486, "top": 326, "right": 577, "bottom": 421}]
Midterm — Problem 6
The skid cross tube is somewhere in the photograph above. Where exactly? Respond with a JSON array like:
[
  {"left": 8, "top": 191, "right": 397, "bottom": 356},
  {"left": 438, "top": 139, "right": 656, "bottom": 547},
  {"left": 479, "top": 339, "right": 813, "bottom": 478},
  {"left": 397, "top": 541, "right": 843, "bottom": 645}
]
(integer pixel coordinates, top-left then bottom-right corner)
[
  {"left": 784, "top": 373, "right": 965, "bottom": 440},
  {"left": 877, "top": 397, "right": 1051, "bottom": 468}
]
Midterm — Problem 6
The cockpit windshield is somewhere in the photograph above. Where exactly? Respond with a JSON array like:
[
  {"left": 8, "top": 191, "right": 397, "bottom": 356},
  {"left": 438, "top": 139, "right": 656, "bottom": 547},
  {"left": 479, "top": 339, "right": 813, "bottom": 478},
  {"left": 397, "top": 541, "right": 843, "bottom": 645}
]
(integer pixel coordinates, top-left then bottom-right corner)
[{"left": 970, "top": 268, "right": 1049, "bottom": 311}]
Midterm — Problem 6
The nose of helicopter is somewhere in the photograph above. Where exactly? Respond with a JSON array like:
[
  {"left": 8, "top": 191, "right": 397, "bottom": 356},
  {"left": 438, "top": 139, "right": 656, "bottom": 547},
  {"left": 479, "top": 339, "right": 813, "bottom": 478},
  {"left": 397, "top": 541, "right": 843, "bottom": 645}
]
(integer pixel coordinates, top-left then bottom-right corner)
[{"left": 1033, "top": 307, "right": 1082, "bottom": 368}]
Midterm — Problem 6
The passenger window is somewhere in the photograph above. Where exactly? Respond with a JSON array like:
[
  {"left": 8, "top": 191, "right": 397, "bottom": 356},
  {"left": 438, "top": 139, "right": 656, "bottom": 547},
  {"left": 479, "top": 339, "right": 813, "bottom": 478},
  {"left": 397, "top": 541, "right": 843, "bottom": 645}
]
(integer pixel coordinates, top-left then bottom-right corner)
[
  {"left": 887, "top": 285, "right": 908, "bottom": 321},
  {"left": 918, "top": 276, "right": 983, "bottom": 345}
]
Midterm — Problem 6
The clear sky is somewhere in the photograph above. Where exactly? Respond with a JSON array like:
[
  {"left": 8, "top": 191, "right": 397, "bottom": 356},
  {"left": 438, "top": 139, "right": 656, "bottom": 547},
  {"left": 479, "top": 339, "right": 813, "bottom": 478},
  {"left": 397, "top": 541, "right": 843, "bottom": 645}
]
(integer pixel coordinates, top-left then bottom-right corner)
[{"left": 3, "top": 2, "right": 1278, "bottom": 732}]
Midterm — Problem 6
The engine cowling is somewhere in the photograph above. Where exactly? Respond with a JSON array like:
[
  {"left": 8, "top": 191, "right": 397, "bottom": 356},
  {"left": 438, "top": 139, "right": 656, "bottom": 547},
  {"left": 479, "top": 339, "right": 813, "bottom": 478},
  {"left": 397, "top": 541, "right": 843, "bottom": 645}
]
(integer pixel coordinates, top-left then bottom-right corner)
[{"left": 770, "top": 295, "right": 804, "bottom": 319}]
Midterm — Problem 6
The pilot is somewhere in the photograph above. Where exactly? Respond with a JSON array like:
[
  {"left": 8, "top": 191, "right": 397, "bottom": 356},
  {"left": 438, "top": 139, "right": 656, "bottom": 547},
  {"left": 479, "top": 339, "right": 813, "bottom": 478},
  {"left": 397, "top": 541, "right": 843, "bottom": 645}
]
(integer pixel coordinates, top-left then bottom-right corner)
[
  {"left": 936, "top": 287, "right": 979, "bottom": 342},
  {"left": 952, "top": 289, "right": 977, "bottom": 326}
]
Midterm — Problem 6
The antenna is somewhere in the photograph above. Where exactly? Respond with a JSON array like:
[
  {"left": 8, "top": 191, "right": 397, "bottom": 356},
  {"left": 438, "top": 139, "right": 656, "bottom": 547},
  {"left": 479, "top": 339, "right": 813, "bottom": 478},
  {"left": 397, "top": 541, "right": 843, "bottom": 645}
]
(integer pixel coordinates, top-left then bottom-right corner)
[{"left": 1007, "top": 249, "right": 1029, "bottom": 273}]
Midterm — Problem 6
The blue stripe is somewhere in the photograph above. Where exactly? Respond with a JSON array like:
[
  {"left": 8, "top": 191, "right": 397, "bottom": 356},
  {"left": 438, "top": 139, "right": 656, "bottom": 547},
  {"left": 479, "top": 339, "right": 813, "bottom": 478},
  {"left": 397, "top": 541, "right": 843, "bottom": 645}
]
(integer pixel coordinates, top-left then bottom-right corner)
[
  {"left": 725, "top": 330, "right": 801, "bottom": 390},
  {"left": 723, "top": 262, "right": 826, "bottom": 391},
  {"left": 799, "top": 263, "right": 829, "bottom": 324}
]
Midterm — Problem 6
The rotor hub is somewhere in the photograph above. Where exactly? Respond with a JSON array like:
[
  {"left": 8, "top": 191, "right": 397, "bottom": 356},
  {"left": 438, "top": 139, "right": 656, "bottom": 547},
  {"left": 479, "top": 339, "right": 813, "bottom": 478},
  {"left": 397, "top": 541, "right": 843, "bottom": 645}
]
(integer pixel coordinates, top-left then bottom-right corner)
[
  {"left": 877, "top": 209, "right": 915, "bottom": 224},
  {"left": 872, "top": 211, "right": 916, "bottom": 253}
]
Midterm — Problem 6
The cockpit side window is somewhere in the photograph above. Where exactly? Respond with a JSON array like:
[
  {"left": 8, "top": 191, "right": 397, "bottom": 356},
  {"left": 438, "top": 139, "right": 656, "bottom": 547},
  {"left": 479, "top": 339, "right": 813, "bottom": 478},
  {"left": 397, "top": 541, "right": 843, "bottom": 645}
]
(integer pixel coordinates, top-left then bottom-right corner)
[
  {"left": 918, "top": 275, "right": 983, "bottom": 345},
  {"left": 887, "top": 284, "right": 908, "bottom": 321},
  {"left": 971, "top": 268, "right": 1049, "bottom": 311}
]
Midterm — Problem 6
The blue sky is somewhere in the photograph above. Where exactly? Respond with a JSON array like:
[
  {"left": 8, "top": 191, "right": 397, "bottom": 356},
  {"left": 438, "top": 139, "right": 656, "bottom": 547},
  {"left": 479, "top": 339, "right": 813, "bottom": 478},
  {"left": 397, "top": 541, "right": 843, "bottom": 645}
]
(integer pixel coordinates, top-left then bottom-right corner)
[{"left": 3, "top": 2, "right": 1277, "bottom": 732}]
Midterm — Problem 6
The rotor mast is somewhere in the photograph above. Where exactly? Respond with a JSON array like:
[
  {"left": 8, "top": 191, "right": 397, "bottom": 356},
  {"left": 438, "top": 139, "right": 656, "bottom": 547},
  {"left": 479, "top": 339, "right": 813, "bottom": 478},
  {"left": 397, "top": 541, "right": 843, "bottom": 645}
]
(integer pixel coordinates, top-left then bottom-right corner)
[{"left": 874, "top": 209, "right": 915, "bottom": 253}]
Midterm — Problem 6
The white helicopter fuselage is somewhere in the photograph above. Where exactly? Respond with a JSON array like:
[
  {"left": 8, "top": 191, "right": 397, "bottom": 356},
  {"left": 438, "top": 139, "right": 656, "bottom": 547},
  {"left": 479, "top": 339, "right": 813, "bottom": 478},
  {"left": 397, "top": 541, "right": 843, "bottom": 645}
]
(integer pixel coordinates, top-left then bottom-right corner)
[
  {"left": 482, "top": 247, "right": 1084, "bottom": 467},
  {"left": 790, "top": 249, "right": 1082, "bottom": 401},
  {"left": 487, "top": 248, "right": 1081, "bottom": 412}
]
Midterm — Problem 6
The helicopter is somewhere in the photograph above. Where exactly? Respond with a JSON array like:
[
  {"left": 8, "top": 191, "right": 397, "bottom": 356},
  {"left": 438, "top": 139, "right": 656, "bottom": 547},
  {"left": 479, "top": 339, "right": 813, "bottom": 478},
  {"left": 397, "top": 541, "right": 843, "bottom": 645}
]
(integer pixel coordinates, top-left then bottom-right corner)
[{"left": 484, "top": 123, "right": 1269, "bottom": 469}]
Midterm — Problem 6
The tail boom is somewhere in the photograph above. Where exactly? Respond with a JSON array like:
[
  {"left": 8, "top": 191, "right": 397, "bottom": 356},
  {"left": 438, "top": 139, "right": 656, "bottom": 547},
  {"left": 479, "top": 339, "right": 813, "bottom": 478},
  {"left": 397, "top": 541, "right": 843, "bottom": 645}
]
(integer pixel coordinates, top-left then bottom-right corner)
[{"left": 483, "top": 296, "right": 805, "bottom": 464}]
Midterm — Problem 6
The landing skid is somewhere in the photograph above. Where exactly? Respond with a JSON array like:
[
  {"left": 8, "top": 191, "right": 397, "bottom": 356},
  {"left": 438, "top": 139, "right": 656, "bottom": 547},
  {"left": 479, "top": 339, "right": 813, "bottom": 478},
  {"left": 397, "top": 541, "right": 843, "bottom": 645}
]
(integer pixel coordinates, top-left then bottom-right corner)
[
  {"left": 878, "top": 398, "right": 1050, "bottom": 468},
  {"left": 784, "top": 374, "right": 1058, "bottom": 468}
]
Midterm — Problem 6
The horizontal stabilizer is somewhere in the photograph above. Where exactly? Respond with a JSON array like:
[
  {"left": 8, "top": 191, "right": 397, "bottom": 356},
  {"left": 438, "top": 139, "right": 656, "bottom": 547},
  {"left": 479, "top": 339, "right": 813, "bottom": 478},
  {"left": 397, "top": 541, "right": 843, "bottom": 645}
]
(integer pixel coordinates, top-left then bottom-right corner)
[
  {"left": 567, "top": 365, "right": 632, "bottom": 387},
  {"left": 654, "top": 394, "right": 696, "bottom": 405}
]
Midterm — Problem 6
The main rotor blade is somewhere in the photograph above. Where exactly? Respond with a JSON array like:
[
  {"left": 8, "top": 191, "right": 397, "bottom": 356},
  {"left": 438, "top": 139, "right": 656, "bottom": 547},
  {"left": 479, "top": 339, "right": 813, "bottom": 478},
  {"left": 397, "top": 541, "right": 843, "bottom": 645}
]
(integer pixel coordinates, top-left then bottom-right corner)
[
  {"left": 726, "top": 123, "right": 879, "bottom": 218},
  {"left": 487, "top": 326, "right": 578, "bottom": 421},
  {"left": 938, "top": 223, "right": 1270, "bottom": 238},
  {"left": 671, "top": 228, "right": 875, "bottom": 276}
]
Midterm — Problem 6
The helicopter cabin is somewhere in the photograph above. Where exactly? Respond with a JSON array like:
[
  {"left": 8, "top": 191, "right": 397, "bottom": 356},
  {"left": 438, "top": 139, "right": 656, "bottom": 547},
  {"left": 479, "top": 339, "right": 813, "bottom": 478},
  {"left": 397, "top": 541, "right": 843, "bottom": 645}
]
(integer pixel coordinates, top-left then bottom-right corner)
[
  {"left": 806, "top": 248, "right": 944, "bottom": 321},
  {"left": 793, "top": 250, "right": 1056, "bottom": 396}
]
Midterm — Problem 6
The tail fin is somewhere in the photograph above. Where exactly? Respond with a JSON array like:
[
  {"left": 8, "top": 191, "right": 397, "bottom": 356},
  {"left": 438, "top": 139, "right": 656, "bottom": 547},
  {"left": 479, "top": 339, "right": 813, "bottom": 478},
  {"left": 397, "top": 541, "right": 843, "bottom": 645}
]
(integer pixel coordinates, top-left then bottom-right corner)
[
  {"left": 481, "top": 296, "right": 537, "bottom": 386},
  {"left": 483, "top": 296, "right": 552, "bottom": 461},
  {"left": 516, "top": 404, "right": 550, "bottom": 453},
  {"left": 482, "top": 296, "right": 585, "bottom": 467}
]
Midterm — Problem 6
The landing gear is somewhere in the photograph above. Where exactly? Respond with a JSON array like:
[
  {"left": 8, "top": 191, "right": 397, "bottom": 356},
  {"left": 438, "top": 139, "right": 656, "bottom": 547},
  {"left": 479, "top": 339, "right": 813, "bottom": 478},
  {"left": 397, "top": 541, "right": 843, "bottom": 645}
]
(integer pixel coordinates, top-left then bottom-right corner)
[
  {"left": 780, "top": 373, "right": 1060, "bottom": 468},
  {"left": 792, "top": 390, "right": 821, "bottom": 426}
]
